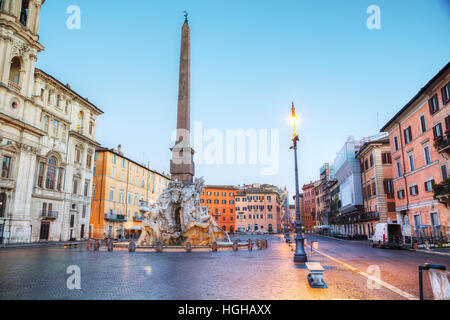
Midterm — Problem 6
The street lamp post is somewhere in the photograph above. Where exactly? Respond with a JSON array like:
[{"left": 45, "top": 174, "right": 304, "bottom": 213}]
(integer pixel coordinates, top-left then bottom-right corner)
[
  {"left": 283, "top": 190, "right": 291, "bottom": 242},
  {"left": 290, "top": 102, "right": 307, "bottom": 263}
]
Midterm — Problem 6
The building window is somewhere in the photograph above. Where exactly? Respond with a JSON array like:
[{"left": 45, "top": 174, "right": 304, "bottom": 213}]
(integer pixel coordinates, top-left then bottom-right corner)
[
  {"left": 424, "top": 179, "right": 435, "bottom": 192},
  {"left": 89, "top": 122, "right": 94, "bottom": 135},
  {"left": 72, "top": 178, "right": 79, "bottom": 194},
  {"left": 408, "top": 153, "right": 415, "bottom": 172},
  {"left": 37, "top": 162, "right": 45, "bottom": 187},
  {"left": 433, "top": 123, "right": 443, "bottom": 141},
  {"left": 424, "top": 146, "right": 431, "bottom": 165},
  {"left": 86, "top": 153, "right": 92, "bottom": 168},
  {"left": 441, "top": 165, "right": 448, "bottom": 181},
  {"left": 45, "top": 157, "right": 57, "bottom": 190},
  {"left": 393, "top": 136, "right": 399, "bottom": 152},
  {"left": 397, "top": 189, "right": 405, "bottom": 199},
  {"left": 57, "top": 168, "right": 64, "bottom": 191},
  {"left": 43, "top": 115, "right": 49, "bottom": 132},
  {"left": 75, "top": 148, "right": 81, "bottom": 164},
  {"left": 396, "top": 160, "right": 402, "bottom": 177},
  {"left": 82, "top": 205, "right": 86, "bottom": 219},
  {"left": 382, "top": 152, "right": 392, "bottom": 164},
  {"left": 428, "top": 94, "right": 439, "bottom": 115},
  {"left": 112, "top": 154, "right": 117, "bottom": 164},
  {"left": 109, "top": 188, "right": 114, "bottom": 201},
  {"left": 442, "top": 82, "right": 450, "bottom": 105},
  {"left": 369, "top": 154, "right": 374, "bottom": 167},
  {"left": 1, "top": 156, "right": 11, "bottom": 178},
  {"left": 409, "top": 185, "right": 419, "bottom": 196},
  {"left": 84, "top": 181, "right": 89, "bottom": 197},
  {"left": 404, "top": 126, "right": 412, "bottom": 145},
  {"left": 419, "top": 114, "right": 427, "bottom": 133},
  {"left": 384, "top": 179, "right": 394, "bottom": 196}
]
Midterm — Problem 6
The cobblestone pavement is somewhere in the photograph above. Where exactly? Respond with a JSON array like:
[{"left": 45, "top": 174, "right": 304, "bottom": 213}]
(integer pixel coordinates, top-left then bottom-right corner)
[{"left": 0, "top": 234, "right": 448, "bottom": 300}]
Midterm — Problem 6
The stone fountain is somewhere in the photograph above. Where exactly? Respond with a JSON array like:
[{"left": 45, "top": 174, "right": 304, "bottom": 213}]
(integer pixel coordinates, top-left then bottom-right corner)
[{"left": 137, "top": 177, "right": 228, "bottom": 246}]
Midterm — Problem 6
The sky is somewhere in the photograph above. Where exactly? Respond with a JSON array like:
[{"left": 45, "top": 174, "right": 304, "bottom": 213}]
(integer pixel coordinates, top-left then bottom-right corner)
[{"left": 36, "top": 0, "right": 450, "bottom": 200}]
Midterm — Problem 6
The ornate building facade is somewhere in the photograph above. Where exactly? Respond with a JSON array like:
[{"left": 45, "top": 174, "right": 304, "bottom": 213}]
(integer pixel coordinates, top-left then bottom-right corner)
[{"left": 0, "top": 0, "right": 103, "bottom": 243}]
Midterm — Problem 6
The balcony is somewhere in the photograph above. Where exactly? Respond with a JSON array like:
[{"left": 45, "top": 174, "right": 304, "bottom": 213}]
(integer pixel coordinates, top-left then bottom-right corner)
[
  {"left": 435, "top": 135, "right": 450, "bottom": 154},
  {"left": 133, "top": 214, "right": 144, "bottom": 222},
  {"left": 8, "top": 80, "right": 21, "bottom": 92},
  {"left": 104, "top": 213, "right": 127, "bottom": 222},
  {"left": 139, "top": 200, "right": 150, "bottom": 212},
  {"left": 433, "top": 178, "right": 450, "bottom": 204},
  {"left": 357, "top": 211, "right": 380, "bottom": 222},
  {"left": 41, "top": 211, "right": 59, "bottom": 220},
  {"left": 0, "top": 178, "right": 15, "bottom": 190}
]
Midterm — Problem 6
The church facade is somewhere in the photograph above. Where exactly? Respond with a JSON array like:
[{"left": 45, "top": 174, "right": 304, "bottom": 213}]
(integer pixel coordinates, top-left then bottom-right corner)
[{"left": 0, "top": 0, "right": 103, "bottom": 244}]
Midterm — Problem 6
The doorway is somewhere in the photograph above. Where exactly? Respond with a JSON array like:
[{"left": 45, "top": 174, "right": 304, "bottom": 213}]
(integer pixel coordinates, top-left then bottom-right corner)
[
  {"left": 0, "top": 193, "right": 6, "bottom": 217},
  {"left": 40, "top": 221, "right": 50, "bottom": 240}
]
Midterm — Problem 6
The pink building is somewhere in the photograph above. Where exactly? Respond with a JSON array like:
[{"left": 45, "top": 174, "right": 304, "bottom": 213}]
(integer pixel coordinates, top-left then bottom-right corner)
[
  {"left": 381, "top": 62, "right": 449, "bottom": 243},
  {"left": 235, "top": 184, "right": 281, "bottom": 233}
]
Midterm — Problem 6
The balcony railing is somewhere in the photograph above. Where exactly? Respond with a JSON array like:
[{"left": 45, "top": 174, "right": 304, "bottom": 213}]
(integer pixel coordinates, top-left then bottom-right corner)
[
  {"left": 0, "top": 178, "right": 15, "bottom": 189},
  {"left": 435, "top": 135, "right": 450, "bottom": 153},
  {"left": 357, "top": 211, "right": 380, "bottom": 222},
  {"left": 139, "top": 201, "right": 150, "bottom": 212},
  {"left": 8, "top": 80, "right": 21, "bottom": 92},
  {"left": 133, "top": 215, "right": 144, "bottom": 222},
  {"left": 433, "top": 178, "right": 450, "bottom": 204},
  {"left": 104, "top": 213, "right": 127, "bottom": 222},
  {"left": 41, "top": 211, "right": 59, "bottom": 220}
]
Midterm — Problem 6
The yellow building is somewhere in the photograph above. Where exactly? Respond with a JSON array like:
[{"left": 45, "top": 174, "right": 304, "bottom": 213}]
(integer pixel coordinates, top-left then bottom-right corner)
[{"left": 90, "top": 145, "right": 170, "bottom": 239}]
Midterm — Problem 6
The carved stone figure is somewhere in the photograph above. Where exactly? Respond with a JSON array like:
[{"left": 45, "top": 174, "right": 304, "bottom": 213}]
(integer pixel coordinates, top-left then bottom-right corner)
[{"left": 137, "top": 177, "right": 228, "bottom": 246}]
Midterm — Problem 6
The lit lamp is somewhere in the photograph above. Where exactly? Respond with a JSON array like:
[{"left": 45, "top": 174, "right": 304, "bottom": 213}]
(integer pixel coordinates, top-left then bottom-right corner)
[{"left": 289, "top": 102, "right": 307, "bottom": 263}]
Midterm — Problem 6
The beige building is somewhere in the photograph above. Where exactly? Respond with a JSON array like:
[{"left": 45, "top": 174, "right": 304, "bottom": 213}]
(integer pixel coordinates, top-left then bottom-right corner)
[
  {"left": 235, "top": 184, "right": 281, "bottom": 233},
  {"left": 90, "top": 146, "right": 170, "bottom": 240},
  {"left": 0, "top": 0, "right": 103, "bottom": 243}
]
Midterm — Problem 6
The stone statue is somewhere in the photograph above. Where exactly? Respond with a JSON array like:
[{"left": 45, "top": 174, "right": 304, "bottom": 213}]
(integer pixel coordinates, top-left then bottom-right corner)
[{"left": 137, "top": 177, "right": 228, "bottom": 246}]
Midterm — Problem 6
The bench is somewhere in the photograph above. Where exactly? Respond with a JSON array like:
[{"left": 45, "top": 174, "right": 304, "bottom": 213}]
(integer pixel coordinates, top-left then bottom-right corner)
[{"left": 306, "top": 262, "right": 327, "bottom": 288}]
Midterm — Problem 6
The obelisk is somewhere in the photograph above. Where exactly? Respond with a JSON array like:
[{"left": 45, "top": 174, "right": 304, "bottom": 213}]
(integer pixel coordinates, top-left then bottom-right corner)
[{"left": 170, "top": 12, "right": 195, "bottom": 184}]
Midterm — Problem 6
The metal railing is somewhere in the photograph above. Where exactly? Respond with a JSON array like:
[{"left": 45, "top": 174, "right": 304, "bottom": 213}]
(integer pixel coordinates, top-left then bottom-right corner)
[
  {"left": 41, "top": 211, "right": 59, "bottom": 219},
  {"left": 104, "top": 213, "right": 127, "bottom": 222}
]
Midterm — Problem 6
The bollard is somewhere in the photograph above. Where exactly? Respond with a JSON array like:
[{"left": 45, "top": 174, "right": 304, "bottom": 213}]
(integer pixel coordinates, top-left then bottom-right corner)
[
  {"left": 107, "top": 239, "right": 113, "bottom": 252},
  {"left": 418, "top": 264, "right": 447, "bottom": 300},
  {"left": 212, "top": 241, "right": 218, "bottom": 252},
  {"left": 185, "top": 242, "right": 192, "bottom": 253},
  {"left": 86, "top": 239, "right": 91, "bottom": 251},
  {"left": 248, "top": 239, "right": 253, "bottom": 251},
  {"left": 128, "top": 241, "right": 136, "bottom": 252},
  {"left": 155, "top": 241, "right": 163, "bottom": 253},
  {"left": 94, "top": 240, "right": 100, "bottom": 251},
  {"left": 232, "top": 241, "right": 239, "bottom": 252},
  {"left": 262, "top": 239, "right": 268, "bottom": 249}
]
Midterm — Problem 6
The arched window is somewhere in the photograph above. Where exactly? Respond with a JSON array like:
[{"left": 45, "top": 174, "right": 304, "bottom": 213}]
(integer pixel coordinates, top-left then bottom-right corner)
[
  {"left": 9, "top": 57, "right": 21, "bottom": 87},
  {"left": 45, "top": 157, "right": 57, "bottom": 190}
]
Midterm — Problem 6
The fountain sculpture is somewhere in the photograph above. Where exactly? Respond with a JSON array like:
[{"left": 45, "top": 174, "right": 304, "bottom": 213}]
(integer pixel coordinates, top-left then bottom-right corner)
[{"left": 137, "top": 177, "right": 227, "bottom": 246}]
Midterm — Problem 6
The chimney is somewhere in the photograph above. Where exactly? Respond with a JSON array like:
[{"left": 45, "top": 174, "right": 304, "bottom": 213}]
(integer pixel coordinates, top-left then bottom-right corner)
[{"left": 117, "top": 144, "right": 123, "bottom": 156}]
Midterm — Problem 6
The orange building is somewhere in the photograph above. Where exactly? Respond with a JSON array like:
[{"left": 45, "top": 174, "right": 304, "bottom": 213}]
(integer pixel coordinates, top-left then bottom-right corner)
[
  {"left": 356, "top": 137, "right": 397, "bottom": 237},
  {"left": 90, "top": 146, "right": 170, "bottom": 240},
  {"left": 200, "top": 185, "right": 237, "bottom": 233},
  {"left": 302, "top": 181, "right": 318, "bottom": 232},
  {"left": 381, "top": 62, "right": 449, "bottom": 242}
]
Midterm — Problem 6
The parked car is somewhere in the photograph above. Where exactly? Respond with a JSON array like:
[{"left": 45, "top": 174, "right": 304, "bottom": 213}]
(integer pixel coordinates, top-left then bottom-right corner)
[{"left": 371, "top": 223, "right": 403, "bottom": 249}]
